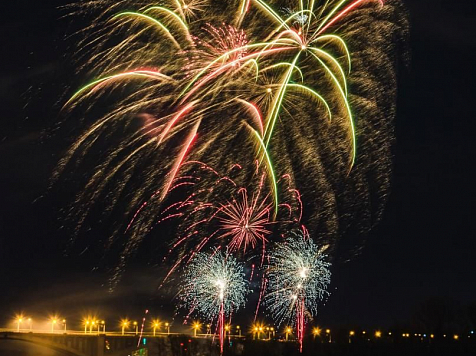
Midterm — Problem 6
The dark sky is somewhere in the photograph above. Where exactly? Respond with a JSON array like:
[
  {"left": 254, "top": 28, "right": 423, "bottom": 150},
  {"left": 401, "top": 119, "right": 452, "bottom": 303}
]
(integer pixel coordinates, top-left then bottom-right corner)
[{"left": 1, "top": 0, "right": 475, "bottom": 330}]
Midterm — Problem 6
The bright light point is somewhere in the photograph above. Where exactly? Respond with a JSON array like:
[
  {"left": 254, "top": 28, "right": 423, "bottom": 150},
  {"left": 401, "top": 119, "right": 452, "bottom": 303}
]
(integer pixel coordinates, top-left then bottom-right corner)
[
  {"left": 292, "top": 294, "right": 297, "bottom": 300},
  {"left": 454, "top": 335, "right": 459, "bottom": 340},
  {"left": 298, "top": 267, "right": 308, "bottom": 278},
  {"left": 350, "top": 331, "right": 355, "bottom": 336},
  {"left": 266, "top": 88, "right": 272, "bottom": 93},
  {"left": 301, "top": 45, "right": 306, "bottom": 50},
  {"left": 375, "top": 331, "right": 382, "bottom": 338},
  {"left": 183, "top": 4, "right": 189, "bottom": 9}
]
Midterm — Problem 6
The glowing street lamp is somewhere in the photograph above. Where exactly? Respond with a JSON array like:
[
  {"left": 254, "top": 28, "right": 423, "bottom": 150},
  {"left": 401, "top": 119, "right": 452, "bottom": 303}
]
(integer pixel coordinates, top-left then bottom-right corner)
[
  {"left": 121, "top": 320, "right": 129, "bottom": 335},
  {"left": 312, "top": 327, "right": 321, "bottom": 339},
  {"left": 236, "top": 325, "right": 241, "bottom": 337},
  {"left": 90, "top": 320, "right": 95, "bottom": 334},
  {"left": 51, "top": 318, "right": 58, "bottom": 333},
  {"left": 165, "top": 322, "right": 170, "bottom": 334},
  {"left": 101, "top": 320, "right": 105, "bottom": 333},
  {"left": 16, "top": 316, "right": 23, "bottom": 332},
  {"left": 28, "top": 318, "right": 32, "bottom": 332},
  {"left": 375, "top": 331, "right": 382, "bottom": 338},
  {"left": 192, "top": 322, "right": 201, "bottom": 337},
  {"left": 63, "top": 319, "right": 67, "bottom": 332},
  {"left": 152, "top": 320, "right": 160, "bottom": 336},
  {"left": 225, "top": 325, "right": 231, "bottom": 338},
  {"left": 349, "top": 330, "right": 355, "bottom": 343},
  {"left": 133, "top": 321, "right": 138, "bottom": 335},
  {"left": 285, "top": 327, "right": 292, "bottom": 341},
  {"left": 326, "top": 329, "right": 331, "bottom": 343},
  {"left": 85, "top": 320, "right": 90, "bottom": 334}
]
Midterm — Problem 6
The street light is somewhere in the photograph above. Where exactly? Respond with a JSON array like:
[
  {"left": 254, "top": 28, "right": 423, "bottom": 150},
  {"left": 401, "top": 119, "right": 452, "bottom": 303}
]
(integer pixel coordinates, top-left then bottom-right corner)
[
  {"left": 375, "top": 331, "right": 382, "bottom": 338},
  {"left": 236, "top": 325, "right": 241, "bottom": 337},
  {"left": 16, "top": 317, "right": 23, "bottom": 332},
  {"left": 51, "top": 318, "right": 57, "bottom": 333},
  {"left": 225, "top": 325, "right": 231, "bottom": 338},
  {"left": 312, "top": 327, "right": 321, "bottom": 339},
  {"left": 192, "top": 322, "right": 201, "bottom": 337},
  {"left": 91, "top": 320, "right": 95, "bottom": 334},
  {"left": 63, "top": 319, "right": 67, "bottom": 333},
  {"left": 85, "top": 320, "right": 90, "bottom": 334},
  {"left": 101, "top": 320, "right": 105, "bottom": 333},
  {"left": 152, "top": 320, "right": 160, "bottom": 336},
  {"left": 349, "top": 330, "right": 355, "bottom": 344},
  {"left": 325, "top": 329, "right": 331, "bottom": 343},
  {"left": 28, "top": 318, "right": 32, "bottom": 332},
  {"left": 133, "top": 321, "right": 138, "bottom": 335},
  {"left": 285, "top": 327, "right": 292, "bottom": 341},
  {"left": 121, "top": 320, "right": 129, "bottom": 335},
  {"left": 165, "top": 322, "right": 170, "bottom": 334}
]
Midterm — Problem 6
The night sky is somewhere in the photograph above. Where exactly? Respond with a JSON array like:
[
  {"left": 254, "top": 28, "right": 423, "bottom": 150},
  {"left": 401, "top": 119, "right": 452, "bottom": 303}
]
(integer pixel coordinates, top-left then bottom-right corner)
[{"left": 1, "top": 0, "right": 475, "bottom": 330}]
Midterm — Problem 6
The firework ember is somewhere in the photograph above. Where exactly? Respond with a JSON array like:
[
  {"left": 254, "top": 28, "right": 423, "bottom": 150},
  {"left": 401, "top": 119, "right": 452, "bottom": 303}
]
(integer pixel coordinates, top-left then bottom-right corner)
[
  {"left": 265, "top": 230, "right": 331, "bottom": 352},
  {"left": 179, "top": 250, "right": 248, "bottom": 354}
]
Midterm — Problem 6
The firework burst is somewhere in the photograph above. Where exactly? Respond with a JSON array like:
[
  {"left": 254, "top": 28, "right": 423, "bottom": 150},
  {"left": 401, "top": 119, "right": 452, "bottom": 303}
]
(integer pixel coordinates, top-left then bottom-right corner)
[
  {"left": 55, "top": 0, "right": 407, "bottom": 283},
  {"left": 179, "top": 249, "right": 248, "bottom": 354},
  {"left": 126, "top": 161, "right": 302, "bottom": 283},
  {"left": 265, "top": 230, "right": 331, "bottom": 352}
]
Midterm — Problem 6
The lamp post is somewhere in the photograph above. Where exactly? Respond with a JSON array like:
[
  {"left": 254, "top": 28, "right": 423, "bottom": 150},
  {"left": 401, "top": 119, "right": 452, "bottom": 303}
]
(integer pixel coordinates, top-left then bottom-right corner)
[
  {"left": 313, "top": 327, "right": 321, "bottom": 340},
  {"left": 133, "top": 321, "right": 138, "bottom": 335},
  {"left": 285, "top": 327, "right": 292, "bottom": 341},
  {"left": 16, "top": 317, "right": 23, "bottom": 332},
  {"left": 51, "top": 318, "right": 57, "bottom": 333},
  {"left": 236, "top": 325, "right": 241, "bottom": 337},
  {"left": 85, "top": 321, "right": 89, "bottom": 334},
  {"left": 121, "top": 320, "right": 129, "bottom": 336},
  {"left": 349, "top": 330, "right": 355, "bottom": 343},
  {"left": 165, "top": 322, "right": 170, "bottom": 334},
  {"left": 63, "top": 319, "right": 67, "bottom": 333},
  {"left": 28, "top": 318, "right": 32, "bottom": 332},
  {"left": 192, "top": 322, "right": 201, "bottom": 337},
  {"left": 153, "top": 321, "right": 160, "bottom": 336},
  {"left": 101, "top": 321, "right": 105, "bottom": 333},
  {"left": 90, "top": 321, "right": 95, "bottom": 334}
]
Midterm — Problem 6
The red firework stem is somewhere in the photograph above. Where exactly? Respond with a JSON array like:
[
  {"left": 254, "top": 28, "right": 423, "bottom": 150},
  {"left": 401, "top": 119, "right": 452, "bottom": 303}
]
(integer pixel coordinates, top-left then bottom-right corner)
[
  {"left": 157, "top": 101, "right": 197, "bottom": 145},
  {"left": 316, "top": 0, "right": 384, "bottom": 37},
  {"left": 297, "top": 298, "right": 305, "bottom": 353},
  {"left": 137, "top": 310, "right": 149, "bottom": 348},
  {"left": 160, "top": 121, "right": 199, "bottom": 201},
  {"left": 219, "top": 302, "right": 225, "bottom": 355}
]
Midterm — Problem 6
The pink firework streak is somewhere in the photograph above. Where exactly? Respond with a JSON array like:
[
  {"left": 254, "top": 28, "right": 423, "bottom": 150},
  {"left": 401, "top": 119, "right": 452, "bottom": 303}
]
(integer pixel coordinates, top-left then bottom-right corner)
[{"left": 127, "top": 161, "right": 303, "bottom": 282}]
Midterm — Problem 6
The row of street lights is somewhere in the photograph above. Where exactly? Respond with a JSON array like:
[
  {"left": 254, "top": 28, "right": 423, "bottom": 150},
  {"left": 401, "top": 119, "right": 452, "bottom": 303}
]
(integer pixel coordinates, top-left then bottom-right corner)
[{"left": 15, "top": 316, "right": 67, "bottom": 333}]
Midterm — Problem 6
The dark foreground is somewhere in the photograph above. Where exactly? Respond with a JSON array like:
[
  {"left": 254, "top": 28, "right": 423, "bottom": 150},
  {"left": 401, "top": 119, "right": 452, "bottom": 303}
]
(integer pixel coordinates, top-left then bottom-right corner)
[{"left": 1, "top": 336, "right": 475, "bottom": 356}]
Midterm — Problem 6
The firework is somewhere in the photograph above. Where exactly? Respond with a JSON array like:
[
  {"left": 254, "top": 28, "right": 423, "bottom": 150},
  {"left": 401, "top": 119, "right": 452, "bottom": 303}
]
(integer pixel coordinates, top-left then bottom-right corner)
[
  {"left": 265, "top": 230, "right": 331, "bottom": 352},
  {"left": 179, "top": 250, "right": 248, "bottom": 354},
  {"left": 129, "top": 161, "right": 302, "bottom": 283},
  {"left": 56, "top": 0, "right": 407, "bottom": 282}
]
